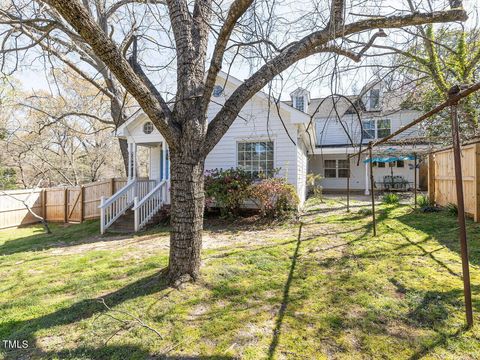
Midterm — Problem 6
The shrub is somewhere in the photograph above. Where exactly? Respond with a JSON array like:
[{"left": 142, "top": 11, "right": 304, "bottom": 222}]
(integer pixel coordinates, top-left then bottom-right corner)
[
  {"left": 383, "top": 193, "right": 399, "bottom": 204},
  {"left": 307, "top": 173, "right": 323, "bottom": 200},
  {"left": 417, "top": 195, "right": 431, "bottom": 208},
  {"left": 445, "top": 202, "right": 458, "bottom": 216},
  {"left": 249, "top": 178, "right": 299, "bottom": 217},
  {"left": 204, "top": 168, "right": 253, "bottom": 216}
]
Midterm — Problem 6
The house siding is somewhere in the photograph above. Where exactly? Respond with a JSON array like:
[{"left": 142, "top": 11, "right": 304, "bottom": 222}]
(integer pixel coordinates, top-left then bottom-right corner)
[
  {"left": 309, "top": 154, "right": 419, "bottom": 191},
  {"left": 205, "top": 82, "right": 300, "bottom": 193},
  {"left": 315, "top": 110, "right": 422, "bottom": 146},
  {"left": 296, "top": 138, "right": 308, "bottom": 203}
]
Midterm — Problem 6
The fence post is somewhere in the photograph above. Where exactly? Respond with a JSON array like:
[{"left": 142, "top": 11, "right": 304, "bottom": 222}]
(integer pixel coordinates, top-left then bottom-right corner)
[
  {"left": 428, "top": 153, "right": 436, "bottom": 204},
  {"left": 64, "top": 188, "right": 68, "bottom": 223},
  {"left": 80, "top": 185, "right": 85, "bottom": 223},
  {"left": 110, "top": 178, "right": 115, "bottom": 196},
  {"left": 134, "top": 196, "right": 139, "bottom": 232},
  {"left": 42, "top": 189, "right": 47, "bottom": 220},
  {"left": 100, "top": 196, "right": 105, "bottom": 234},
  {"left": 475, "top": 143, "right": 480, "bottom": 222}
]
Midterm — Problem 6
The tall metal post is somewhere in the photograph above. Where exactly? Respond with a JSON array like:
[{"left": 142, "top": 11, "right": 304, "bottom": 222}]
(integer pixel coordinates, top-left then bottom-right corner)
[
  {"left": 369, "top": 144, "right": 376, "bottom": 236},
  {"left": 347, "top": 164, "right": 350, "bottom": 212},
  {"left": 449, "top": 86, "right": 473, "bottom": 328},
  {"left": 414, "top": 153, "right": 418, "bottom": 208}
]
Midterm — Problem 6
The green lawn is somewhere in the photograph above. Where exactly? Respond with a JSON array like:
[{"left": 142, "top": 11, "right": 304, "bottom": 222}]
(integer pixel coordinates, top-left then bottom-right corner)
[{"left": 0, "top": 196, "right": 479, "bottom": 359}]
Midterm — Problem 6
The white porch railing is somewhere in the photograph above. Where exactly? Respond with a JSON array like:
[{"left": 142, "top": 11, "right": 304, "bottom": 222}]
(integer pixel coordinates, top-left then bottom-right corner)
[
  {"left": 132, "top": 180, "right": 168, "bottom": 231},
  {"left": 99, "top": 179, "right": 156, "bottom": 234}
]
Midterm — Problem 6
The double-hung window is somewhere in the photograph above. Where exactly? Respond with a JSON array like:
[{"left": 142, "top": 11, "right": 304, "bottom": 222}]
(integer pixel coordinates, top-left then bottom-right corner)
[
  {"left": 337, "top": 160, "right": 350, "bottom": 178},
  {"left": 362, "top": 120, "right": 375, "bottom": 140},
  {"left": 362, "top": 119, "right": 391, "bottom": 140},
  {"left": 377, "top": 119, "right": 391, "bottom": 138},
  {"left": 237, "top": 141, "right": 274, "bottom": 177},
  {"left": 324, "top": 160, "right": 337, "bottom": 178},
  {"left": 324, "top": 159, "right": 350, "bottom": 178},
  {"left": 295, "top": 96, "right": 305, "bottom": 112}
]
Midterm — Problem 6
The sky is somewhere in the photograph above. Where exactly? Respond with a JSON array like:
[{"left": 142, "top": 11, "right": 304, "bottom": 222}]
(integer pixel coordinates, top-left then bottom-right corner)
[{"left": 9, "top": 0, "right": 477, "bottom": 100}]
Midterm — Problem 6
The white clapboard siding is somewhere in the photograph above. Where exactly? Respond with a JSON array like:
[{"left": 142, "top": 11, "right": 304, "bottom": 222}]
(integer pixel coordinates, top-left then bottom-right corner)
[
  {"left": 316, "top": 110, "right": 422, "bottom": 147},
  {"left": 205, "top": 84, "right": 299, "bottom": 188}
]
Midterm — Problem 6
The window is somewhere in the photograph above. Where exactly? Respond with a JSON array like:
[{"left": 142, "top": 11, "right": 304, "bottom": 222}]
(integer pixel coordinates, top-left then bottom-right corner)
[
  {"left": 369, "top": 89, "right": 380, "bottom": 110},
  {"left": 143, "top": 122, "right": 154, "bottom": 134},
  {"left": 362, "top": 120, "right": 375, "bottom": 139},
  {"left": 338, "top": 159, "right": 350, "bottom": 178},
  {"left": 324, "top": 160, "right": 337, "bottom": 178},
  {"left": 377, "top": 119, "right": 391, "bottom": 138},
  {"left": 237, "top": 141, "right": 274, "bottom": 177},
  {"left": 362, "top": 119, "right": 391, "bottom": 140},
  {"left": 324, "top": 159, "right": 349, "bottom": 178},
  {"left": 295, "top": 96, "right": 305, "bottom": 112},
  {"left": 396, "top": 160, "right": 404, "bottom": 168}
]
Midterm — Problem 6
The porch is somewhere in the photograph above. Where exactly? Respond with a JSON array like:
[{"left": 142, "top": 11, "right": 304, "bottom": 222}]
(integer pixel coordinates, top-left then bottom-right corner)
[{"left": 99, "top": 140, "right": 171, "bottom": 234}]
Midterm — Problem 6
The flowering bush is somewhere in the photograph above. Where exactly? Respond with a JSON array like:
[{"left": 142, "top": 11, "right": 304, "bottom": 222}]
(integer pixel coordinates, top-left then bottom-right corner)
[
  {"left": 204, "top": 168, "right": 253, "bottom": 216},
  {"left": 249, "top": 178, "right": 299, "bottom": 217}
]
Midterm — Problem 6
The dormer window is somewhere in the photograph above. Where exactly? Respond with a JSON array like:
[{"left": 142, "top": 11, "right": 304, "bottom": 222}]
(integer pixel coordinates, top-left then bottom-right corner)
[
  {"left": 295, "top": 96, "right": 305, "bottom": 112},
  {"left": 290, "top": 87, "right": 310, "bottom": 113},
  {"left": 369, "top": 88, "right": 380, "bottom": 110}
]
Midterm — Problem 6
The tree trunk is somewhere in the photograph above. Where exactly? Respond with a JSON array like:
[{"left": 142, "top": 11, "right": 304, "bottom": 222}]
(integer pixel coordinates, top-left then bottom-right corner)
[
  {"left": 167, "top": 148, "right": 205, "bottom": 283},
  {"left": 118, "top": 138, "right": 129, "bottom": 176}
]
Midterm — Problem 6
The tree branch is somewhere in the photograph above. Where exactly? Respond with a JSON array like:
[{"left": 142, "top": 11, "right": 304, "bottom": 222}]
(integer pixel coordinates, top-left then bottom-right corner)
[
  {"left": 203, "top": 8, "right": 468, "bottom": 155},
  {"left": 43, "top": 0, "right": 179, "bottom": 147}
]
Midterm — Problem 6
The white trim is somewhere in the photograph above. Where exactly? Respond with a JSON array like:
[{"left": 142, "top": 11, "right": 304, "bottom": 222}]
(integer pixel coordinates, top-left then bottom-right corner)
[{"left": 235, "top": 139, "right": 276, "bottom": 174}]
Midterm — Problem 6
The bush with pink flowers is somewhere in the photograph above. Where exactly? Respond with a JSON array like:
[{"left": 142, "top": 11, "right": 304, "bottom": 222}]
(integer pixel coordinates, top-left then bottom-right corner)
[{"left": 249, "top": 178, "right": 299, "bottom": 217}]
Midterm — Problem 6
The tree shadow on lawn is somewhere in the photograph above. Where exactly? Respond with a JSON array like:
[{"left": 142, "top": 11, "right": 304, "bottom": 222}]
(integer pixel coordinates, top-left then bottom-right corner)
[
  {"left": 396, "top": 208, "right": 480, "bottom": 266},
  {"left": 6, "top": 344, "right": 236, "bottom": 360},
  {"left": 1, "top": 269, "right": 170, "bottom": 359},
  {"left": 0, "top": 220, "right": 170, "bottom": 257}
]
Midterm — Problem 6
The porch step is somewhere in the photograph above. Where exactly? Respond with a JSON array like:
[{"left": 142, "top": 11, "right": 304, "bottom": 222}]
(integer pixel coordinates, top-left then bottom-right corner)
[
  {"left": 108, "top": 209, "right": 135, "bottom": 233},
  {"left": 107, "top": 206, "right": 170, "bottom": 234}
]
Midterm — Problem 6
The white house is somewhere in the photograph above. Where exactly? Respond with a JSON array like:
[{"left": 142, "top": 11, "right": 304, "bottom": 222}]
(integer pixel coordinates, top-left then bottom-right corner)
[
  {"left": 304, "top": 82, "right": 426, "bottom": 194},
  {"left": 100, "top": 73, "right": 424, "bottom": 233}
]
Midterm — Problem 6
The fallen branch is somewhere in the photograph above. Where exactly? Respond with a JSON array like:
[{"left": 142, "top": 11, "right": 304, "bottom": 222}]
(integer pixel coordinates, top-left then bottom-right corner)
[{"left": 97, "top": 298, "right": 164, "bottom": 341}]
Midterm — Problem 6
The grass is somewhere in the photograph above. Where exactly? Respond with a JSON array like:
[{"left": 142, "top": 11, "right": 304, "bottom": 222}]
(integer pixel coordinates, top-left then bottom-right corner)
[{"left": 0, "top": 196, "right": 479, "bottom": 359}]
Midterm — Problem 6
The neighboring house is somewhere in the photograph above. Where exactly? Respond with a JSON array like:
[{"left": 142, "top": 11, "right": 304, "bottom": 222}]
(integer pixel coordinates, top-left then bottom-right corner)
[
  {"left": 101, "top": 73, "right": 424, "bottom": 233},
  {"left": 303, "top": 81, "right": 426, "bottom": 194}
]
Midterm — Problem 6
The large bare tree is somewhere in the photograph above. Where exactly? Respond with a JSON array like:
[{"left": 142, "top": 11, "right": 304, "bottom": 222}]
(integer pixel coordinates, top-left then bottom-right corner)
[{"left": 0, "top": 0, "right": 467, "bottom": 282}]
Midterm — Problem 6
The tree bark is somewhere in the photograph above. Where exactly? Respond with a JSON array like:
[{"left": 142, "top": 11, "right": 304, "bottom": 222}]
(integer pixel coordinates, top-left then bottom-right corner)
[
  {"left": 167, "top": 147, "right": 205, "bottom": 282},
  {"left": 118, "top": 138, "right": 129, "bottom": 176}
]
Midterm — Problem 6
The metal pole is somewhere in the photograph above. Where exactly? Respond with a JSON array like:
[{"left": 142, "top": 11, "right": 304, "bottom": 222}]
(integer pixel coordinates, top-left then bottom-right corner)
[
  {"left": 347, "top": 165, "right": 350, "bottom": 212},
  {"left": 369, "top": 145, "right": 376, "bottom": 236},
  {"left": 450, "top": 88, "right": 473, "bottom": 328},
  {"left": 414, "top": 153, "right": 418, "bottom": 208}
]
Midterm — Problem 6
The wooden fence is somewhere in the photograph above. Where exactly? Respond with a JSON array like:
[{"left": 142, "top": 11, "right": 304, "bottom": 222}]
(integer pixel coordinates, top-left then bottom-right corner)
[
  {"left": 0, "top": 178, "right": 149, "bottom": 229},
  {"left": 428, "top": 142, "right": 480, "bottom": 221}
]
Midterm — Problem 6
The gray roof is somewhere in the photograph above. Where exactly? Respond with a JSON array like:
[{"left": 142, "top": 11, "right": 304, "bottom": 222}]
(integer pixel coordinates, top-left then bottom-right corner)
[{"left": 283, "top": 89, "right": 412, "bottom": 119}]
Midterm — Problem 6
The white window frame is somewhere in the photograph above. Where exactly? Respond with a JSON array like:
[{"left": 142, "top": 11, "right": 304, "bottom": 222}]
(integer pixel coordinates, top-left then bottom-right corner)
[
  {"left": 362, "top": 118, "right": 391, "bottom": 140},
  {"left": 369, "top": 88, "right": 381, "bottom": 110},
  {"left": 295, "top": 96, "right": 305, "bottom": 112},
  {"left": 337, "top": 159, "right": 350, "bottom": 178},
  {"left": 324, "top": 159, "right": 337, "bottom": 178},
  {"left": 377, "top": 119, "right": 391, "bottom": 139},
  {"left": 236, "top": 140, "right": 275, "bottom": 177},
  {"left": 324, "top": 159, "right": 349, "bottom": 178},
  {"left": 362, "top": 119, "right": 376, "bottom": 140}
]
